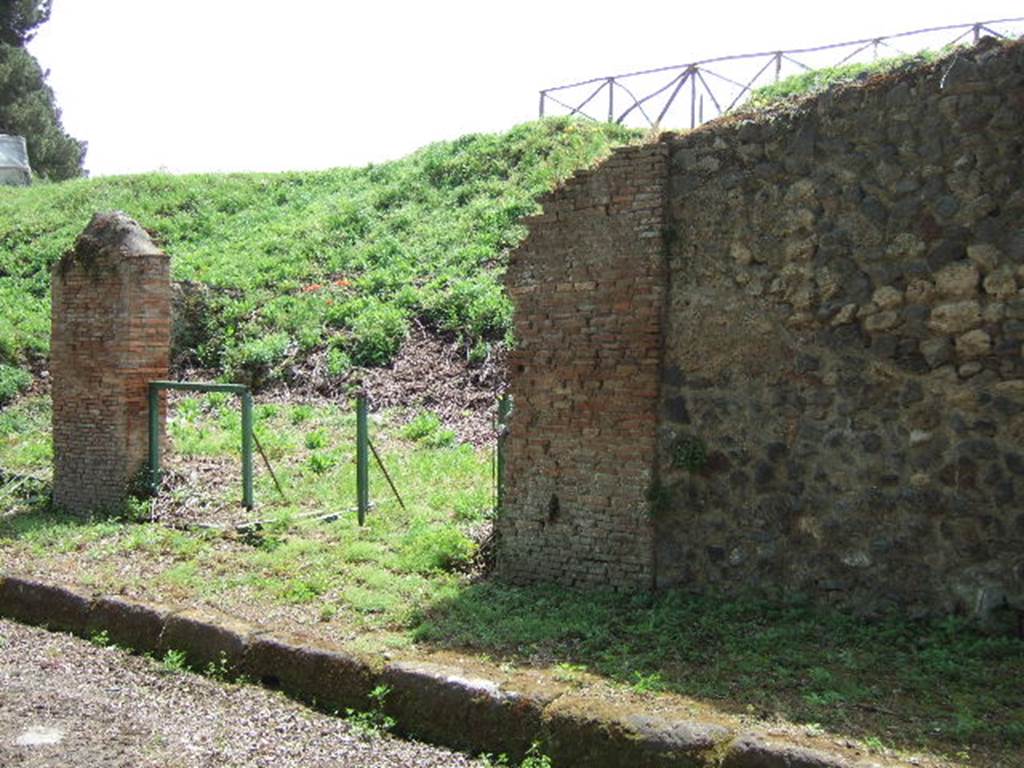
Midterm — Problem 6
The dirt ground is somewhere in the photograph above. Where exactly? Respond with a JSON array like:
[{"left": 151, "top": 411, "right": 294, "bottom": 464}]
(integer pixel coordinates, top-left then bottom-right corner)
[{"left": 0, "top": 618, "right": 483, "bottom": 768}]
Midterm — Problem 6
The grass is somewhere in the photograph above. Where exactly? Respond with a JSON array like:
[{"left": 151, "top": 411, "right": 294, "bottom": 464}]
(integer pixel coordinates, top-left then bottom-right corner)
[
  {"left": 1, "top": 393, "right": 1022, "bottom": 766},
  {"left": 0, "top": 118, "right": 637, "bottom": 388},
  {"left": 742, "top": 50, "right": 941, "bottom": 111}
]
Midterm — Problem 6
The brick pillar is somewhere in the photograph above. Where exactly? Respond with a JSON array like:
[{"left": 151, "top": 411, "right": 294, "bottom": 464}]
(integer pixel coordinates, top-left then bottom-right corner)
[
  {"left": 497, "top": 144, "right": 669, "bottom": 590},
  {"left": 51, "top": 212, "right": 171, "bottom": 515}
]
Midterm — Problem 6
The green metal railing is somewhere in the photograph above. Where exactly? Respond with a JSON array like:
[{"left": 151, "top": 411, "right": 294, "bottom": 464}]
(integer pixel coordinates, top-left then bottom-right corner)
[
  {"left": 148, "top": 381, "right": 254, "bottom": 509},
  {"left": 149, "top": 382, "right": 379, "bottom": 523},
  {"left": 496, "top": 394, "right": 510, "bottom": 512},
  {"left": 356, "top": 394, "right": 369, "bottom": 525}
]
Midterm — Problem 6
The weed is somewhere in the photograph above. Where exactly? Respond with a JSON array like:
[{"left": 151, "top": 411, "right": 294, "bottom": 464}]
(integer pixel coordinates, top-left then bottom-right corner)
[
  {"left": 161, "top": 649, "right": 189, "bottom": 674},
  {"left": 319, "top": 604, "right": 337, "bottom": 622},
  {"left": 327, "top": 346, "right": 351, "bottom": 378},
  {"left": 629, "top": 670, "right": 665, "bottom": 695},
  {"left": 521, "top": 742, "right": 554, "bottom": 768},
  {"left": 480, "top": 742, "right": 554, "bottom": 767},
  {"left": 400, "top": 411, "right": 456, "bottom": 448},
  {"left": 204, "top": 651, "right": 232, "bottom": 682},
  {"left": 478, "top": 754, "right": 511, "bottom": 768},
  {"left": 307, "top": 451, "right": 337, "bottom": 475},
  {"left": 553, "top": 662, "right": 587, "bottom": 685},
  {"left": 0, "top": 363, "right": 31, "bottom": 406},
  {"left": 290, "top": 404, "right": 315, "bottom": 424},
  {"left": 862, "top": 735, "right": 886, "bottom": 753},
  {"left": 88, "top": 629, "right": 111, "bottom": 647},
  {"left": 304, "top": 428, "right": 329, "bottom": 450},
  {"left": 397, "top": 525, "right": 476, "bottom": 574},
  {"left": 345, "top": 684, "right": 396, "bottom": 737}
]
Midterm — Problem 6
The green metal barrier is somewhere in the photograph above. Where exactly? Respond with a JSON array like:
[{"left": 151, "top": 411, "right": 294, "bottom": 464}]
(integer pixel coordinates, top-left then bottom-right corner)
[
  {"left": 496, "top": 394, "right": 510, "bottom": 512},
  {"left": 356, "top": 394, "right": 369, "bottom": 525},
  {"left": 148, "top": 381, "right": 254, "bottom": 509},
  {"left": 149, "top": 384, "right": 379, "bottom": 522}
]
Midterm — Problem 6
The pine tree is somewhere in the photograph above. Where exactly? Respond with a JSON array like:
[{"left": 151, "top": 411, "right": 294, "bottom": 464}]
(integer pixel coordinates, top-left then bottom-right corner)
[
  {"left": 0, "top": 0, "right": 51, "bottom": 47},
  {"left": 0, "top": 1, "right": 85, "bottom": 180}
]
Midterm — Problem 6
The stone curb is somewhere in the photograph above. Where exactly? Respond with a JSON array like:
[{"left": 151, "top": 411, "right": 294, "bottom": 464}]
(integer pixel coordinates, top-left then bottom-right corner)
[
  {"left": 380, "top": 659, "right": 552, "bottom": 757},
  {"left": 243, "top": 632, "right": 379, "bottom": 714},
  {"left": 0, "top": 574, "right": 906, "bottom": 767}
]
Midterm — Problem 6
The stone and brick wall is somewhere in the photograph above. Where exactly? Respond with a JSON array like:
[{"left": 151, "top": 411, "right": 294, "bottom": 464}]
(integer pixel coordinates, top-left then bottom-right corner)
[
  {"left": 500, "top": 40, "right": 1024, "bottom": 616},
  {"left": 51, "top": 212, "right": 171, "bottom": 515},
  {"left": 496, "top": 144, "right": 668, "bottom": 588}
]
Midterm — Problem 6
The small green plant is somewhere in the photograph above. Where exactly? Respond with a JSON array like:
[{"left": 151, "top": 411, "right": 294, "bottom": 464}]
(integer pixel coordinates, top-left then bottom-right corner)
[
  {"left": 397, "top": 525, "right": 476, "bottom": 574},
  {"left": 290, "top": 404, "right": 315, "bottom": 424},
  {"left": 224, "top": 331, "right": 292, "bottom": 385},
  {"left": 327, "top": 346, "right": 351, "bottom": 378},
  {"left": 347, "top": 299, "right": 407, "bottom": 366},
  {"left": 629, "top": 670, "right": 665, "bottom": 695},
  {"left": 671, "top": 435, "right": 707, "bottom": 472},
  {"left": 479, "top": 754, "right": 511, "bottom": 767},
  {"left": 400, "top": 411, "right": 456, "bottom": 448},
  {"left": 304, "top": 428, "right": 328, "bottom": 450},
  {"left": 553, "top": 661, "right": 587, "bottom": 685},
  {"left": 468, "top": 339, "right": 490, "bottom": 365},
  {"left": 863, "top": 735, "right": 886, "bottom": 753},
  {"left": 345, "top": 684, "right": 396, "bottom": 737},
  {"left": 121, "top": 493, "right": 153, "bottom": 523},
  {"left": 480, "top": 743, "right": 552, "bottom": 768},
  {"left": 307, "top": 450, "right": 337, "bottom": 475},
  {"left": 88, "top": 629, "right": 111, "bottom": 648},
  {"left": 520, "top": 742, "right": 554, "bottom": 768},
  {"left": 0, "top": 363, "right": 32, "bottom": 406},
  {"left": 204, "top": 651, "right": 232, "bottom": 682},
  {"left": 161, "top": 648, "right": 189, "bottom": 674}
]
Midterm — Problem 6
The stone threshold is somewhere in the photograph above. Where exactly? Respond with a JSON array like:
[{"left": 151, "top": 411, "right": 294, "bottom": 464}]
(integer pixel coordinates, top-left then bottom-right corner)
[{"left": 0, "top": 573, "right": 915, "bottom": 767}]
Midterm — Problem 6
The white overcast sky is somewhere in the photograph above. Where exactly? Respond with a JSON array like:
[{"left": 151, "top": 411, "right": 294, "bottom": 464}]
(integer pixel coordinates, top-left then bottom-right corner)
[{"left": 26, "top": 1, "right": 1024, "bottom": 177}]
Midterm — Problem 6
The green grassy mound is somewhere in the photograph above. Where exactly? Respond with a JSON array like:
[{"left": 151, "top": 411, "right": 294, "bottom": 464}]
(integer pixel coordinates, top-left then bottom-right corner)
[
  {"left": 0, "top": 118, "right": 637, "bottom": 401},
  {"left": 742, "top": 50, "right": 940, "bottom": 111}
]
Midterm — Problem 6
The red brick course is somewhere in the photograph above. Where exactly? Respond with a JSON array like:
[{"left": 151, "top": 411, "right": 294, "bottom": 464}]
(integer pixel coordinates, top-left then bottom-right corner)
[
  {"left": 50, "top": 212, "right": 171, "bottom": 515},
  {"left": 496, "top": 145, "right": 668, "bottom": 589}
]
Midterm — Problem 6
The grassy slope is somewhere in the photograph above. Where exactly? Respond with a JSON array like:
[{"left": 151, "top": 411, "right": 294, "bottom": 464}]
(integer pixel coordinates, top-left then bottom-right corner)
[{"left": 0, "top": 118, "right": 637, "bottom": 399}]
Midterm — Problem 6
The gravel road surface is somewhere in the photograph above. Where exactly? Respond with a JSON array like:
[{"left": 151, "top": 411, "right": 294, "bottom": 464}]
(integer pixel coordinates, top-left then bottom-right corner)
[{"left": 0, "top": 618, "right": 482, "bottom": 767}]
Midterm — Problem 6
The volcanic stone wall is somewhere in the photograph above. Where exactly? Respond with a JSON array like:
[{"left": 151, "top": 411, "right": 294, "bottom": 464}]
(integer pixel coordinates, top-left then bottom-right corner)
[
  {"left": 497, "top": 144, "right": 668, "bottom": 588},
  {"left": 501, "top": 40, "right": 1024, "bottom": 616},
  {"left": 51, "top": 212, "right": 171, "bottom": 516}
]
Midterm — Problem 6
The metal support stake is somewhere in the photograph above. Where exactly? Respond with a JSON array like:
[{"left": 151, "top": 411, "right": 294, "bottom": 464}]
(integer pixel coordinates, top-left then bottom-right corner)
[
  {"left": 690, "top": 73, "right": 697, "bottom": 128},
  {"left": 607, "top": 78, "right": 614, "bottom": 122},
  {"left": 356, "top": 394, "right": 369, "bottom": 526},
  {"left": 148, "top": 384, "right": 161, "bottom": 493},
  {"left": 241, "top": 390, "right": 254, "bottom": 510},
  {"left": 538, "top": 90, "right": 546, "bottom": 118},
  {"left": 496, "top": 395, "right": 511, "bottom": 512}
]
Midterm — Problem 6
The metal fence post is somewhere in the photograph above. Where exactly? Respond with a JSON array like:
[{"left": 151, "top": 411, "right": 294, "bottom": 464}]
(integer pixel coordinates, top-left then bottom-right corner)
[
  {"left": 356, "top": 394, "right": 369, "bottom": 525},
  {"left": 241, "top": 389, "right": 254, "bottom": 510},
  {"left": 496, "top": 395, "right": 511, "bottom": 512},
  {"left": 148, "top": 383, "right": 161, "bottom": 493}
]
